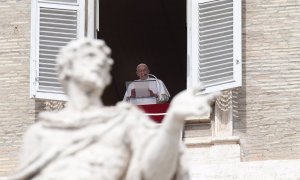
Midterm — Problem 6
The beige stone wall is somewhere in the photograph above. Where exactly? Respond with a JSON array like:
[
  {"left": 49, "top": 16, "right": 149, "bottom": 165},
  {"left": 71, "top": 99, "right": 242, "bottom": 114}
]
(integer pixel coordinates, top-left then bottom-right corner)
[
  {"left": 0, "top": 0, "right": 35, "bottom": 176},
  {"left": 234, "top": 0, "right": 300, "bottom": 161},
  {"left": 1, "top": 0, "right": 300, "bottom": 177},
  {"left": 190, "top": 159, "right": 300, "bottom": 180}
]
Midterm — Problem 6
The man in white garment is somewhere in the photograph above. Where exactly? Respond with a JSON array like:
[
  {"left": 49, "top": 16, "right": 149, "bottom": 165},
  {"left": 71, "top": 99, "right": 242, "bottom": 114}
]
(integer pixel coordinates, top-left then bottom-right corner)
[{"left": 123, "top": 63, "right": 170, "bottom": 105}]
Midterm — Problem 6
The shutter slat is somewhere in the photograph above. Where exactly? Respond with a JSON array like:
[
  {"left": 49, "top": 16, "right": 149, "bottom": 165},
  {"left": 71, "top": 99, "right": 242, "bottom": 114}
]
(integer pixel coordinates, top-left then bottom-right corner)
[
  {"left": 40, "top": 23, "right": 76, "bottom": 29},
  {"left": 200, "top": 6, "right": 233, "bottom": 17},
  {"left": 40, "top": 49, "right": 59, "bottom": 54},
  {"left": 38, "top": 88, "right": 64, "bottom": 94},
  {"left": 199, "top": 0, "right": 233, "bottom": 13},
  {"left": 39, "top": 69, "right": 57, "bottom": 73},
  {"left": 39, "top": 77, "right": 59, "bottom": 82},
  {"left": 200, "top": 71, "right": 233, "bottom": 82},
  {"left": 199, "top": 11, "right": 233, "bottom": 22},
  {"left": 199, "top": 14, "right": 233, "bottom": 26},
  {"left": 200, "top": 52, "right": 232, "bottom": 62},
  {"left": 39, "top": 7, "right": 77, "bottom": 14},
  {"left": 40, "top": 64, "right": 56, "bottom": 68},
  {"left": 200, "top": 26, "right": 233, "bottom": 37},
  {"left": 200, "top": 49, "right": 232, "bottom": 59},
  {"left": 200, "top": 39, "right": 232, "bottom": 51},
  {"left": 39, "top": 0, "right": 78, "bottom": 4},
  {"left": 199, "top": 21, "right": 232, "bottom": 33},
  {"left": 201, "top": 56, "right": 232, "bottom": 66},
  {"left": 40, "top": 45, "right": 60, "bottom": 51},
  {"left": 41, "top": 27, "right": 76, "bottom": 33},
  {"left": 199, "top": 18, "right": 232, "bottom": 29},
  {"left": 199, "top": 44, "right": 233, "bottom": 55},
  {"left": 40, "top": 53, "right": 57, "bottom": 57},
  {"left": 40, "top": 61, "right": 56, "bottom": 65},
  {"left": 40, "top": 30, "right": 76, "bottom": 37},
  {"left": 200, "top": 61, "right": 232, "bottom": 71},
  {"left": 40, "top": 12, "right": 77, "bottom": 18},
  {"left": 40, "top": 36, "right": 75, "bottom": 43},
  {"left": 199, "top": 35, "right": 233, "bottom": 47},
  {"left": 40, "top": 23, "right": 77, "bottom": 28},
  {"left": 40, "top": 65, "right": 56, "bottom": 70},
  {"left": 200, "top": 67, "right": 233, "bottom": 77},
  {"left": 200, "top": 32, "right": 233, "bottom": 45},
  {"left": 40, "top": 59, "right": 56, "bottom": 63},
  {"left": 40, "top": 55, "right": 57, "bottom": 60},
  {"left": 39, "top": 72, "right": 59, "bottom": 77},
  {"left": 40, "top": 40, "right": 68, "bottom": 46},
  {"left": 199, "top": 0, "right": 232, "bottom": 9},
  {"left": 39, "top": 81, "right": 60, "bottom": 85},
  {"left": 40, "top": 17, "right": 77, "bottom": 24},
  {"left": 40, "top": 34, "right": 76, "bottom": 40}
]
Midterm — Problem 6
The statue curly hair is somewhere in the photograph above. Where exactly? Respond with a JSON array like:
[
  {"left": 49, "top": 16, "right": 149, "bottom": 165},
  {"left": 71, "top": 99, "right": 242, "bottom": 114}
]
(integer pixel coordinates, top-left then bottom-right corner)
[{"left": 56, "top": 38, "right": 114, "bottom": 93}]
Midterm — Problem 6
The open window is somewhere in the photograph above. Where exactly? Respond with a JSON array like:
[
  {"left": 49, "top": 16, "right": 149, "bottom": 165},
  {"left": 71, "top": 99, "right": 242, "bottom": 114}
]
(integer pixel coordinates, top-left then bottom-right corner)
[
  {"left": 30, "top": 0, "right": 85, "bottom": 101},
  {"left": 97, "top": 0, "right": 187, "bottom": 105},
  {"left": 187, "top": 0, "right": 242, "bottom": 93},
  {"left": 29, "top": 0, "right": 241, "bottom": 102}
]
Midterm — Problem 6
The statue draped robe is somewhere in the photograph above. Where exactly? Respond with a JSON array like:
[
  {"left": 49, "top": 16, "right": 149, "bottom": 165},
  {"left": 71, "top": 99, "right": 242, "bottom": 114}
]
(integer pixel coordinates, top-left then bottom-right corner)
[{"left": 11, "top": 102, "right": 189, "bottom": 180}]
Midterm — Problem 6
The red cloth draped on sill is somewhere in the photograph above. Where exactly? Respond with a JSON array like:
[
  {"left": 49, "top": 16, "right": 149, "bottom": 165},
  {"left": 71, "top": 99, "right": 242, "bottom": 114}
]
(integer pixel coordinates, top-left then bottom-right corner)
[{"left": 137, "top": 103, "right": 169, "bottom": 123}]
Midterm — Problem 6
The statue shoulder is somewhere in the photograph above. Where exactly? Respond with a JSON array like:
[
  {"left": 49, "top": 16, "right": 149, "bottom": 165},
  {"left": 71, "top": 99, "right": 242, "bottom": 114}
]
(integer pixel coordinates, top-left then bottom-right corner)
[
  {"left": 116, "top": 101, "right": 145, "bottom": 117},
  {"left": 116, "top": 101, "right": 137, "bottom": 110},
  {"left": 38, "top": 110, "right": 71, "bottom": 125},
  {"left": 116, "top": 101, "right": 158, "bottom": 129},
  {"left": 37, "top": 107, "right": 118, "bottom": 128}
]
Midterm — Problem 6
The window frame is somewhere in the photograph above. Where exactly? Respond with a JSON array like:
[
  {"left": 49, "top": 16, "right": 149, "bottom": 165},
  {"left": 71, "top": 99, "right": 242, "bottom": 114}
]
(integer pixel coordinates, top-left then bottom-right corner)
[
  {"left": 187, "top": 0, "right": 242, "bottom": 93},
  {"left": 30, "top": 0, "right": 85, "bottom": 101},
  {"left": 30, "top": 0, "right": 241, "bottom": 101}
]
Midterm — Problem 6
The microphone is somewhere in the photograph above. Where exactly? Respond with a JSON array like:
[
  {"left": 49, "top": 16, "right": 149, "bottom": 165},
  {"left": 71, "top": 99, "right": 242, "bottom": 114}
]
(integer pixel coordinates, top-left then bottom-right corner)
[
  {"left": 148, "top": 74, "right": 161, "bottom": 99},
  {"left": 148, "top": 74, "right": 170, "bottom": 103},
  {"left": 148, "top": 73, "right": 158, "bottom": 79}
]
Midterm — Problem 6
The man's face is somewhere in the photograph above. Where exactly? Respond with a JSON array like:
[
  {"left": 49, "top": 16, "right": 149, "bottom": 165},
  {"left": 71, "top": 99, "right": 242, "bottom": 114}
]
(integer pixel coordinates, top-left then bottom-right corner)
[{"left": 136, "top": 65, "right": 149, "bottom": 80}]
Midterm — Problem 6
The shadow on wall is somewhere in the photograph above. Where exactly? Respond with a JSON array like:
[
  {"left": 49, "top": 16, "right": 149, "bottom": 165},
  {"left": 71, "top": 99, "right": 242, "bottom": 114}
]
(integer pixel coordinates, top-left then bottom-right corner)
[
  {"left": 233, "top": 0, "right": 247, "bottom": 130},
  {"left": 233, "top": 0, "right": 247, "bottom": 159}
]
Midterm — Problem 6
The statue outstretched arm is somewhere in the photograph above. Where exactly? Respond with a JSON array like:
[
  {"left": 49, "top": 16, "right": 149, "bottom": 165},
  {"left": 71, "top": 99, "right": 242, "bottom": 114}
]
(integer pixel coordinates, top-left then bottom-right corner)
[{"left": 141, "top": 87, "right": 218, "bottom": 180}]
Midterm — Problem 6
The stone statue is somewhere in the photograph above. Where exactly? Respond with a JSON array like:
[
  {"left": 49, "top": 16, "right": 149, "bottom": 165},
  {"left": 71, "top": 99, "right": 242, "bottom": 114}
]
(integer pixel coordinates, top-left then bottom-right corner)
[{"left": 10, "top": 39, "right": 216, "bottom": 180}]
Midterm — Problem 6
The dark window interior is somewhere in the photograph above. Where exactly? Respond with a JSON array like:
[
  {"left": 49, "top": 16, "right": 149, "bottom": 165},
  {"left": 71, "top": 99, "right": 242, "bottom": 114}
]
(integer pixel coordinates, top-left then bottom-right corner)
[{"left": 98, "top": 0, "right": 186, "bottom": 105}]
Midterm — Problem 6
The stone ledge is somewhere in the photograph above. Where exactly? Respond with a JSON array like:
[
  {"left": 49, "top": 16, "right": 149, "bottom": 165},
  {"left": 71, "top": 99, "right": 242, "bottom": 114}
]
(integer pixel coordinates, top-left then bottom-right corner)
[
  {"left": 212, "top": 136, "right": 240, "bottom": 145},
  {"left": 184, "top": 136, "right": 240, "bottom": 147},
  {"left": 185, "top": 113, "right": 210, "bottom": 123},
  {"left": 190, "top": 159, "right": 300, "bottom": 180}
]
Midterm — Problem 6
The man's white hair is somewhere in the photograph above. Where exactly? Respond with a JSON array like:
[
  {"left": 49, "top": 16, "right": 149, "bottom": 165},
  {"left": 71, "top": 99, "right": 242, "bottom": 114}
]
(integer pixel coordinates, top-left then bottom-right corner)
[{"left": 136, "top": 63, "right": 149, "bottom": 72}]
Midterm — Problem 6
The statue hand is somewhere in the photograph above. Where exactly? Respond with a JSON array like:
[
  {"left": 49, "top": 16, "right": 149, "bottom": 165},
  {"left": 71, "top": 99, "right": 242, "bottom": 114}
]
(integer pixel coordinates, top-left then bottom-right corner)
[{"left": 168, "top": 85, "right": 219, "bottom": 121}]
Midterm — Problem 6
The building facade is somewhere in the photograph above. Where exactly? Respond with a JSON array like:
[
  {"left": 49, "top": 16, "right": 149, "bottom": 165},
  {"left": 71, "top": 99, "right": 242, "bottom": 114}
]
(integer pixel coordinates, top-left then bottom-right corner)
[{"left": 1, "top": 0, "right": 300, "bottom": 178}]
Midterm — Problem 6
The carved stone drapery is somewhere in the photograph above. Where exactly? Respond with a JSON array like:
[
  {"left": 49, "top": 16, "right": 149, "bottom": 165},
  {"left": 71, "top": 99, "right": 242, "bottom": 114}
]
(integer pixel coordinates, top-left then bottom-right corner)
[
  {"left": 44, "top": 100, "right": 66, "bottom": 111},
  {"left": 213, "top": 90, "right": 233, "bottom": 137}
]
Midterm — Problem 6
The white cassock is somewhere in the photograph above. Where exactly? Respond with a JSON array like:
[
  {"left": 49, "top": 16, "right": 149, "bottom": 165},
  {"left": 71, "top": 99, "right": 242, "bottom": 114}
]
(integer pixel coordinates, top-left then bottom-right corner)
[{"left": 123, "top": 77, "right": 170, "bottom": 105}]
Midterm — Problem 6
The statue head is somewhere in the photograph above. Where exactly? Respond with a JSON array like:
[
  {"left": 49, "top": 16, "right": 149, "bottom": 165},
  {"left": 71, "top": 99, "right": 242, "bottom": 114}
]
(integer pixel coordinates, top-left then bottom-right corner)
[{"left": 56, "top": 39, "right": 114, "bottom": 96}]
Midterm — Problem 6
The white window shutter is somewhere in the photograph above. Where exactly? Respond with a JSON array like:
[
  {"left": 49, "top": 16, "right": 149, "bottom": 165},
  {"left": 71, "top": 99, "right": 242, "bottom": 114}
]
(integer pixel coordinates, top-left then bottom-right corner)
[
  {"left": 30, "top": 0, "right": 85, "bottom": 101},
  {"left": 187, "top": 0, "right": 242, "bottom": 93}
]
